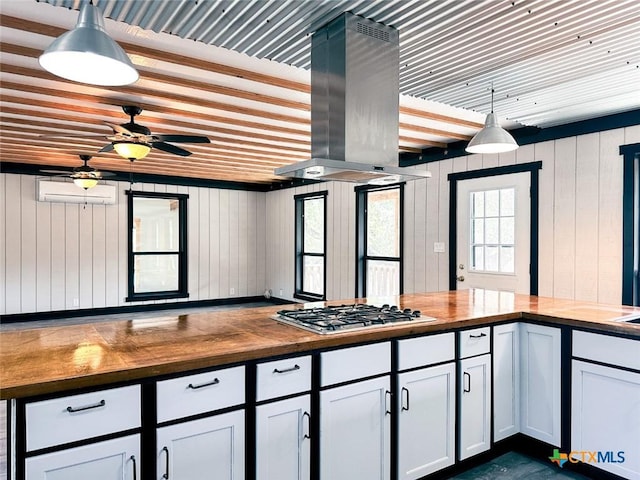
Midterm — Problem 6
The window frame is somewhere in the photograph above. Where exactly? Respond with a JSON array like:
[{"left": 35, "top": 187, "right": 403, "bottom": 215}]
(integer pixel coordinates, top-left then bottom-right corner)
[
  {"left": 355, "top": 183, "right": 404, "bottom": 298},
  {"left": 620, "top": 143, "right": 640, "bottom": 306},
  {"left": 126, "top": 190, "right": 189, "bottom": 302},
  {"left": 294, "top": 190, "right": 328, "bottom": 301}
]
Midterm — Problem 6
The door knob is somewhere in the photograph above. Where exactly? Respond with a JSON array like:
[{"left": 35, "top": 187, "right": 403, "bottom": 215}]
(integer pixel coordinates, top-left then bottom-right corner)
[
  {"left": 457, "top": 275, "right": 465, "bottom": 282},
  {"left": 459, "top": 264, "right": 465, "bottom": 270}
]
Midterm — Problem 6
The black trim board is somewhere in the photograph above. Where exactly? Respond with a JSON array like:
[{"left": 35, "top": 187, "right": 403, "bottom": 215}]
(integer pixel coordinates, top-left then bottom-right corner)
[
  {"left": 401, "top": 108, "right": 640, "bottom": 166},
  {"left": 0, "top": 296, "right": 295, "bottom": 324},
  {"left": 448, "top": 162, "right": 542, "bottom": 294},
  {"left": 620, "top": 143, "right": 640, "bottom": 306}
]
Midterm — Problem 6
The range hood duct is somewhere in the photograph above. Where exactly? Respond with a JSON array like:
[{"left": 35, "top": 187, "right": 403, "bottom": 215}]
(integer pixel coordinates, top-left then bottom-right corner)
[{"left": 275, "top": 13, "right": 430, "bottom": 184}]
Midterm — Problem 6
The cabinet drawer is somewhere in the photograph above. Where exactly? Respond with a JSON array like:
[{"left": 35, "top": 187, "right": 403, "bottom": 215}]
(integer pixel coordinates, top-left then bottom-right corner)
[
  {"left": 397, "top": 332, "right": 455, "bottom": 370},
  {"left": 458, "top": 327, "right": 491, "bottom": 358},
  {"left": 256, "top": 355, "right": 311, "bottom": 402},
  {"left": 321, "top": 342, "right": 390, "bottom": 387},
  {"left": 573, "top": 331, "right": 640, "bottom": 370},
  {"left": 26, "top": 385, "right": 141, "bottom": 452},
  {"left": 157, "top": 365, "right": 245, "bottom": 423}
]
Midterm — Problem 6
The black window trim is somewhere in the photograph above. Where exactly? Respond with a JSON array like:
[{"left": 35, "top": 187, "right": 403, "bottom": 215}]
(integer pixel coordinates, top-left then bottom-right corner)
[
  {"left": 294, "top": 190, "right": 328, "bottom": 302},
  {"left": 126, "top": 190, "right": 189, "bottom": 302},
  {"left": 355, "top": 183, "right": 405, "bottom": 298},
  {"left": 620, "top": 143, "right": 640, "bottom": 306}
]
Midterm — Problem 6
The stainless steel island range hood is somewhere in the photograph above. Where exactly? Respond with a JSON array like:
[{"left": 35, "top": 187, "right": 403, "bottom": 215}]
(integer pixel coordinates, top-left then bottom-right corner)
[{"left": 275, "top": 13, "right": 431, "bottom": 184}]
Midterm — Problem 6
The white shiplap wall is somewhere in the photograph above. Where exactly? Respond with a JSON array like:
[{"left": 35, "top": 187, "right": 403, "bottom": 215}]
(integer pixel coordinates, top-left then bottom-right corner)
[
  {"left": 0, "top": 176, "right": 266, "bottom": 315},
  {"left": 265, "top": 125, "right": 640, "bottom": 304}
]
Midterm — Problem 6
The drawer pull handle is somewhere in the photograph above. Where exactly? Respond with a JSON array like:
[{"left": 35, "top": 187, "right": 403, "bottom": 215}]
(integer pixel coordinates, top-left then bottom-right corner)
[
  {"left": 161, "top": 446, "right": 169, "bottom": 479},
  {"left": 302, "top": 411, "right": 311, "bottom": 440},
  {"left": 130, "top": 455, "right": 137, "bottom": 480},
  {"left": 385, "top": 390, "right": 392, "bottom": 415},
  {"left": 187, "top": 378, "right": 220, "bottom": 390},
  {"left": 401, "top": 387, "right": 410, "bottom": 411},
  {"left": 273, "top": 364, "right": 300, "bottom": 374},
  {"left": 66, "top": 399, "right": 105, "bottom": 413},
  {"left": 469, "top": 333, "right": 487, "bottom": 339},
  {"left": 463, "top": 372, "right": 471, "bottom": 393}
]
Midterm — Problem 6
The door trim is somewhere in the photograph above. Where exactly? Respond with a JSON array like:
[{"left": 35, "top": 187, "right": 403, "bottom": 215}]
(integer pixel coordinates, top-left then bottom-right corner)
[{"left": 448, "top": 162, "right": 542, "bottom": 294}]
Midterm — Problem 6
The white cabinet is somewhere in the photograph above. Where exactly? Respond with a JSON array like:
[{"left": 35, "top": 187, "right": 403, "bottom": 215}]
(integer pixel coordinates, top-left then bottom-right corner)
[
  {"left": 397, "top": 363, "right": 455, "bottom": 479},
  {"left": 156, "top": 410, "right": 244, "bottom": 480},
  {"left": 26, "top": 434, "right": 140, "bottom": 480},
  {"left": 520, "top": 323, "right": 561, "bottom": 446},
  {"left": 493, "top": 323, "right": 520, "bottom": 441},
  {"left": 256, "top": 395, "right": 310, "bottom": 480},
  {"left": 320, "top": 375, "right": 391, "bottom": 480},
  {"left": 458, "top": 353, "right": 491, "bottom": 460}
]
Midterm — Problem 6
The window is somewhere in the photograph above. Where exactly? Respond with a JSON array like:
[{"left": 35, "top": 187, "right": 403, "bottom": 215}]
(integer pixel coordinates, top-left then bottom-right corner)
[
  {"left": 295, "top": 191, "right": 327, "bottom": 300},
  {"left": 127, "top": 191, "right": 188, "bottom": 301},
  {"left": 356, "top": 184, "right": 403, "bottom": 298},
  {"left": 469, "top": 187, "right": 515, "bottom": 274},
  {"left": 620, "top": 143, "right": 640, "bottom": 306}
]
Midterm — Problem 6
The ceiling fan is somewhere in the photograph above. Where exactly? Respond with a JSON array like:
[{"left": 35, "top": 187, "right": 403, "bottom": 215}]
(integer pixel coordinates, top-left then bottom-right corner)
[
  {"left": 99, "top": 105, "right": 210, "bottom": 160},
  {"left": 41, "top": 154, "right": 115, "bottom": 190}
]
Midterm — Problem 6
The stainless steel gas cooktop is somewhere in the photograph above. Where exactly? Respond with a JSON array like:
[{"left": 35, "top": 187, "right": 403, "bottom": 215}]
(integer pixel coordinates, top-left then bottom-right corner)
[{"left": 273, "top": 304, "right": 436, "bottom": 334}]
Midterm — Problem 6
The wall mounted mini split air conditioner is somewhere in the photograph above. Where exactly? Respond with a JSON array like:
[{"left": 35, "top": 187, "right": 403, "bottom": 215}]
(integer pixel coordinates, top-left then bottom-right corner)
[{"left": 37, "top": 180, "right": 117, "bottom": 205}]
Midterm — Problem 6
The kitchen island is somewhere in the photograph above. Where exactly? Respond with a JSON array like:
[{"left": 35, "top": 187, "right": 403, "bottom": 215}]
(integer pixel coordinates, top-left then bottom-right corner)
[{"left": 2, "top": 290, "right": 639, "bottom": 480}]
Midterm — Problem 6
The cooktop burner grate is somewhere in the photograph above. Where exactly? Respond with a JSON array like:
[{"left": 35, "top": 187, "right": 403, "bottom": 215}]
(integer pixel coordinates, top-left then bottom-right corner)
[{"left": 273, "top": 304, "right": 435, "bottom": 334}]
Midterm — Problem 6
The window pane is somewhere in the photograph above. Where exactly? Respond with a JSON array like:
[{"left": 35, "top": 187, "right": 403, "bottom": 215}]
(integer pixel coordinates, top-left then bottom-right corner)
[
  {"left": 485, "top": 218, "right": 499, "bottom": 244},
  {"left": 500, "top": 246, "right": 515, "bottom": 273},
  {"left": 500, "top": 188, "right": 515, "bottom": 216},
  {"left": 485, "top": 246, "right": 499, "bottom": 272},
  {"left": 366, "top": 259, "right": 400, "bottom": 297},
  {"left": 303, "top": 197, "right": 324, "bottom": 254},
  {"left": 472, "top": 192, "right": 484, "bottom": 218},
  {"left": 500, "top": 217, "right": 515, "bottom": 244},
  {"left": 134, "top": 254, "right": 179, "bottom": 293},
  {"left": 303, "top": 255, "right": 324, "bottom": 296},
  {"left": 472, "top": 246, "right": 484, "bottom": 271},
  {"left": 472, "top": 219, "right": 484, "bottom": 244},
  {"left": 485, "top": 190, "right": 500, "bottom": 217},
  {"left": 133, "top": 197, "right": 179, "bottom": 252},
  {"left": 367, "top": 189, "right": 400, "bottom": 257}
]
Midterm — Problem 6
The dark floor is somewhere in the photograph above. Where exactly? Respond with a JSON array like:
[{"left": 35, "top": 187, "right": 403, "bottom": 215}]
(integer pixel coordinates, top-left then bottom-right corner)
[{"left": 449, "top": 451, "right": 592, "bottom": 480}]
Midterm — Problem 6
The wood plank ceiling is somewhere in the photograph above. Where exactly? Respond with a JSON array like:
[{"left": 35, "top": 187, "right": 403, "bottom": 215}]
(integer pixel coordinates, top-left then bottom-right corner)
[{"left": 0, "top": 0, "right": 638, "bottom": 186}]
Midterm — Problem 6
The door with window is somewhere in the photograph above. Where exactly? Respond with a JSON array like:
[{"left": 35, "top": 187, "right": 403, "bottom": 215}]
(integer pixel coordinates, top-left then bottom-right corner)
[{"left": 456, "top": 172, "right": 530, "bottom": 293}]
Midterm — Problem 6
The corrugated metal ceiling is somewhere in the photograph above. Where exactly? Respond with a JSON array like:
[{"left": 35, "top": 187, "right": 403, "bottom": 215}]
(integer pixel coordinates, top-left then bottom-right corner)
[{"left": 42, "top": 0, "right": 640, "bottom": 127}]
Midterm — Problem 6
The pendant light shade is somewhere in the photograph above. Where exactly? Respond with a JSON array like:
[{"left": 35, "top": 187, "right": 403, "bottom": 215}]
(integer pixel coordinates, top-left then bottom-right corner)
[
  {"left": 73, "top": 177, "right": 99, "bottom": 190},
  {"left": 39, "top": 2, "right": 138, "bottom": 86},
  {"left": 466, "top": 88, "right": 518, "bottom": 154},
  {"left": 113, "top": 142, "right": 151, "bottom": 161}
]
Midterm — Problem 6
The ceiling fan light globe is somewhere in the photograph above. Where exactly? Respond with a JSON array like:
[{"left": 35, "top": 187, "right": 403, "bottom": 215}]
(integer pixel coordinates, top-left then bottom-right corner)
[
  {"left": 73, "top": 178, "right": 99, "bottom": 190},
  {"left": 113, "top": 142, "right": 151, "bottom": 160},
  {"left": 38, "top": 3, "right": 138, "bottom": 86},
  {"left": 465, "top": 113, "right": 519, "bottom": 154}
]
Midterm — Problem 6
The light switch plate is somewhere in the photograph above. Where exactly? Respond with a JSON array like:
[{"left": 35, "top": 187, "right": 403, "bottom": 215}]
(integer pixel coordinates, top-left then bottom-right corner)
[{"left": 434, "top": 242, "right": 445, "bottom": 253}]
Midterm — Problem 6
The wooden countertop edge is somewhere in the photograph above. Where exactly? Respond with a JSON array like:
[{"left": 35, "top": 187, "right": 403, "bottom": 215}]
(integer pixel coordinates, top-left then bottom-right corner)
[{"left": 1, "top": 310, "right": 638, "bottom": 400}]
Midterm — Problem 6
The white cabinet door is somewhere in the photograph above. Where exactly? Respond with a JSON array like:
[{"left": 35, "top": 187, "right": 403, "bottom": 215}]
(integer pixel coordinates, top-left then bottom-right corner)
[
  {"left": 26, "top": 434, "right": 140, "bottom": 480},
  {"left": 520, "top": 323, "right": 561, "bottom": 446},
  {"left": 572, "top": 360, "right": 640, "bottom": 480},
  {"left": 256, "top": 395, "right": 310, "bottom": 480},
  {"left": 397, "top": 363, "right": 455, "bottom": 479},
  {"left": 458, "top": 354, "right": 491, "bottom": 460},
  {"left": 157, "top": 410, "right": 244, "bottom": 480},
  {"left": 320, "top": 376, "right": 391, "bottom": 480},
  {"left": 493, "top": 323, "right": 520, "bottom": 441}
]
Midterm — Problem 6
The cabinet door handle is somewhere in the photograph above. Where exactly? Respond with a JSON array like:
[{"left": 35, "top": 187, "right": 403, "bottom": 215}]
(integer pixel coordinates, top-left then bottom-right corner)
[
  {"left": 66, "top": 399, "right": 105, "bottom": 413},
  {"left": 302, "top": 411, "right": 311, "bottom": 440},
  {"left": 385, "top": 390, "right": 392, "bottom": 415},
  {"left": 130, "top": 455, "right": 137, "bottom": 480},
  {"left": 273, "top": 364, "right": 300, "bottom": 374},
  {"left": 463, "top": 372, "right": 471, "bottom": 393},
  {"left": 401, "top": 387, "right": 410, "bottom": 411},
  {"left": 469, "top": 332, "right": 487, "bottom": 339},
  {"left": 187, "top": 378, "right": 220, "bottom": 389},
  {"left": 161, "top": 446, "right": 169, "bottom": 479}
]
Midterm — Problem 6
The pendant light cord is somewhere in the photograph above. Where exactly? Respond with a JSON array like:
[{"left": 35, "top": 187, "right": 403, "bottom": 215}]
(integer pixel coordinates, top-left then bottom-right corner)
[{"left": 490, "top": 82, "right": 495, "bottom": 113}]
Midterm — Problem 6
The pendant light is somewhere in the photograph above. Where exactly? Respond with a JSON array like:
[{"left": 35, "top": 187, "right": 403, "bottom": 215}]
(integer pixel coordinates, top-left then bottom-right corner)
[
  {"left": 466, "top": 86, "right": 518, "bottom": 154},
  {"left": 39, "top": 1, "right": 138, "bottom": 86},
  {"left": 113, "top": 142, "right": 151, "bottom": 161}
]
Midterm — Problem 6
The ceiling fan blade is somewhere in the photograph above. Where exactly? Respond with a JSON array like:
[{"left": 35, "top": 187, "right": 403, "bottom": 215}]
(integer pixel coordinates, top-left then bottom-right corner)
[
  {"left": 104, "top": 121, "right": 133, "bottom": 136},
  {"left": 152, "top": 141, "right": 192, "bottom": 156},
  {"left": 39, "top": 133, "right": 109, "bottom": 139},
  {"left": 153, "top": 134, "right": 210, "bottom": 144},
  {"left": 40, "top": 169, "right": 72, "bottom": 175},
  {"left": 99, "top": 143, "right": 114, "bottom": 153}
]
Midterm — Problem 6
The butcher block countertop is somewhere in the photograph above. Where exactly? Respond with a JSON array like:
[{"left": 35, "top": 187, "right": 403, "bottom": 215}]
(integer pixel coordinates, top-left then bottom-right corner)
[{"left": 1, "top": 290, "right": 639, "bottom": 400}]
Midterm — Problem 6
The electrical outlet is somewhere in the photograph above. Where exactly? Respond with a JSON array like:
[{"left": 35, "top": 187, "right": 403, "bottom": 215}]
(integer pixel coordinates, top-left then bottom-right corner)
[
  {"left": 73, "top": 298, "right": 79, "bottom": 307},
  {"left": 279, "top": 289, "right": 283, "bottom": 296},
  {"left": 230, "top": 287, "right": 235, "bottom": 295},
  {"left": 434, "top": 242, "right": 446, "bottom": 253}
]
